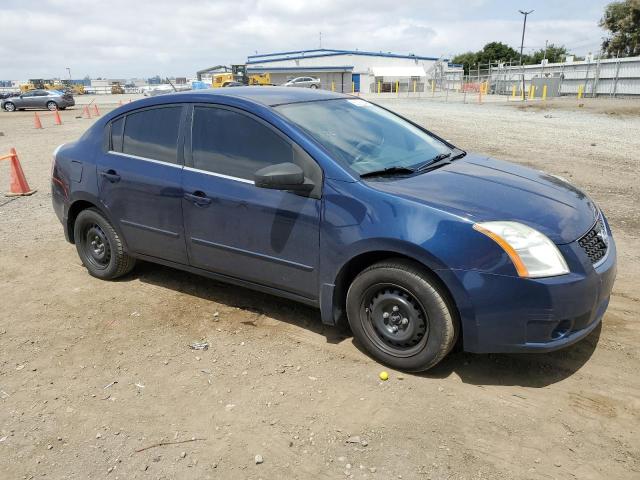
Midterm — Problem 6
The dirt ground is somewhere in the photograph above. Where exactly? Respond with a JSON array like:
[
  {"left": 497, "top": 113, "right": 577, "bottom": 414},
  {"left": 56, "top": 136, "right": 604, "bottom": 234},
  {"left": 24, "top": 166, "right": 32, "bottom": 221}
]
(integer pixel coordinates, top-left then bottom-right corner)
[{"left": 1, "top": 94, "right": 638, "bottom": 479}]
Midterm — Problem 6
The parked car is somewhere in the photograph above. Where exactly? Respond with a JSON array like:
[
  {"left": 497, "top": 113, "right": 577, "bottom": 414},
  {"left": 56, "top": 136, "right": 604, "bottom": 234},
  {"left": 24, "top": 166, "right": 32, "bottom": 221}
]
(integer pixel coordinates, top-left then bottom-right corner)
[
  {"left": 0, "top": 91, "right": 20, "bottom": 100},
  {"left": 1, "top": 89, "right": 75, "bottom": 112},
  {"left": 51, "top": 87, "right": 616, "bottom": 372},
  {"left": 282, "top": 77, "right": 320, "bottom": 89}
]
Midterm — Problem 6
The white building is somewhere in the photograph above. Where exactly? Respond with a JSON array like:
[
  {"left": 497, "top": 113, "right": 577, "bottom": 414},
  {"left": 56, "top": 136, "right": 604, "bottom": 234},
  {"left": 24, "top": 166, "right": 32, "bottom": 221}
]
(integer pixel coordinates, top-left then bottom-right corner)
[{"left": 246, "top": 48, "right": 451, "bottom": 93}]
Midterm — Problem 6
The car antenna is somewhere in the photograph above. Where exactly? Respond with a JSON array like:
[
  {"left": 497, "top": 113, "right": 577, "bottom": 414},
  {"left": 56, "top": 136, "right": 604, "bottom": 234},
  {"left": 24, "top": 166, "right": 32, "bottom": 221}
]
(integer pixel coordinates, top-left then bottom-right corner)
[{"left": 165, "top": 77, "right": 178, "bottom": 92}]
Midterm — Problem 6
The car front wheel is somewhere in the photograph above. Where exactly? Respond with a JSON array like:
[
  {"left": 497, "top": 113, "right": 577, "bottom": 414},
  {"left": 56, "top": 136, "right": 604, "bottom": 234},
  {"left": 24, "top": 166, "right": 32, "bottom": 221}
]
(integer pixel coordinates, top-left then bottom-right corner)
[
  {"left": 3, "top": 102, "right": 16, "bottom": 112},
  {"left": 74, "top": 208, "right": 136, "bottom": 280},
  {"left": 346, "top": 259, "right": 457, "bottom": 372},
  {"left": 46, "top": 101, "right": 58, "bottom": 111},
  {"left": 310, "top": 84, "right": 318, "bottom": 89}
]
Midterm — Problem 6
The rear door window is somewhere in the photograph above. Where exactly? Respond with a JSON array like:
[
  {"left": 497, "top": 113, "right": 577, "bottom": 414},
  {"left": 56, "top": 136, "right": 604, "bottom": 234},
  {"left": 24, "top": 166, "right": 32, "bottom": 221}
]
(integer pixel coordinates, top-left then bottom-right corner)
[
  {"left": 191, "top": 106, "right": 292, "bottom": 179},
  {"left": 122, "top": 106, "right": 183, "bottom": 164},
  {"left": 110, "top": 117, "right": 124, "bottom": 152}
]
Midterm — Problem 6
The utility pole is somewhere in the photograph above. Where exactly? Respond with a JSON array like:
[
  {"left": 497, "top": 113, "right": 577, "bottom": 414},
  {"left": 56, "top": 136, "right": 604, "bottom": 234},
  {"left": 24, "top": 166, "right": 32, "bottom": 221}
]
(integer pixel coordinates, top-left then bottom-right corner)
[
  {"left": 66, "top": 67, "right": 71, "bottom": 79},
  {"left": 518, "top": 9, "right": 533, "bottom": 100}
]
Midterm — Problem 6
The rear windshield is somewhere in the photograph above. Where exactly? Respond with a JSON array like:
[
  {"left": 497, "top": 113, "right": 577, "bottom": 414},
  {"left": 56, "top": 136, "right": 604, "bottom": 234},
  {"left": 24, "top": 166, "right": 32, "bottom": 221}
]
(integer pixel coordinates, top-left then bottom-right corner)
[{"left": 275, "top": 99, "right": 451, "bottom": 175}]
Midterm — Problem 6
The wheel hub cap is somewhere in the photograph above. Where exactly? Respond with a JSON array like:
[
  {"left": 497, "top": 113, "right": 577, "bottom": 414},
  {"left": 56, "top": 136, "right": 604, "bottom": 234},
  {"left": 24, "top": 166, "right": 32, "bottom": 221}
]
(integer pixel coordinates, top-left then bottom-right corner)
[
  {"left": 84, "top": 225, "right": 110, "bottom": 267},
  {"left": 365, "top": 286, "right": 428, "bottom": 353}
]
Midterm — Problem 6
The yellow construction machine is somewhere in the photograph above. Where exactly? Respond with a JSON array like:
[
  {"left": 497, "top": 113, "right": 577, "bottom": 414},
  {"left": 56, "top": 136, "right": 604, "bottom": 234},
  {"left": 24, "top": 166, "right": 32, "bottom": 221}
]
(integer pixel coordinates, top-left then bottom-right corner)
[{"left": 111, "top": 82, "right": 125, "bottom": 94}]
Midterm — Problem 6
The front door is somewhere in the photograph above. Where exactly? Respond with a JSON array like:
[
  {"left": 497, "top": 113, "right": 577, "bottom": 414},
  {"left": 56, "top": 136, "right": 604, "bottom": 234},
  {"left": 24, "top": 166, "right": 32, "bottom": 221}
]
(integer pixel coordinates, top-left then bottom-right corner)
[
  {"left": 97, "top": 105, "right": 188, "bottom": 264},
  {"left": 182, "top": 105, "right": 321, "bottom": 299}
]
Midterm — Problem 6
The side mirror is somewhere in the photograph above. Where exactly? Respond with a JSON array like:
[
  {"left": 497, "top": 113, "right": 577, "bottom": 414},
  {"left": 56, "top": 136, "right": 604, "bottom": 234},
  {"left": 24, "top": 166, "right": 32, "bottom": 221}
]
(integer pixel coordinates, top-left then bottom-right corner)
[{"left": 254, "top": 162, "right": 314, "bottom": 193}]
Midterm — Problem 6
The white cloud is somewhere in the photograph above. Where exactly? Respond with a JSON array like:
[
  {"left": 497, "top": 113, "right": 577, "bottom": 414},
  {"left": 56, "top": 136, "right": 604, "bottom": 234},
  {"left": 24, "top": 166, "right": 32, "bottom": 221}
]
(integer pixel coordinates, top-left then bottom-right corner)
[{"left": 0, "top": 0, "right": 607, "bottom": 79}]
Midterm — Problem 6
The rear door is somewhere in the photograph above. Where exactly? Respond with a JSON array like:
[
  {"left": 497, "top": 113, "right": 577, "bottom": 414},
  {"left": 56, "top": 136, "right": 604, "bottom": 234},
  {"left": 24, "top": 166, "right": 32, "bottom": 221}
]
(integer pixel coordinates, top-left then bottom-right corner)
[
  {"left": 182, "top": 104, "right": 322, "bottom": 299},
  {"left": 97, "top": 104, "right": 188, "bottom": 264},
  {"left": 33, "top": 90, "right": 50, "bottom": 108}
]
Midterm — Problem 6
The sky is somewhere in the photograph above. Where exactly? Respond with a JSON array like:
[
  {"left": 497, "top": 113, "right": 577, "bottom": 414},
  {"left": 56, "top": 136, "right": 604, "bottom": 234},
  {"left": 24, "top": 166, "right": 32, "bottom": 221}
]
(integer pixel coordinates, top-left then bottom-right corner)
[{"left": 0, "top": 0, "right": 613, "bottom": 80}]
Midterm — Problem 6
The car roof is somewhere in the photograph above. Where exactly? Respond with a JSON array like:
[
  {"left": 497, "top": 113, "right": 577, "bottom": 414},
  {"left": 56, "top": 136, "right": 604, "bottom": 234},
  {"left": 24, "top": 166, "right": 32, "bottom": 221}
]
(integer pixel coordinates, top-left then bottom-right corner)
[{"left": 167, "top": 86, "right": 349, "bottom": 107}]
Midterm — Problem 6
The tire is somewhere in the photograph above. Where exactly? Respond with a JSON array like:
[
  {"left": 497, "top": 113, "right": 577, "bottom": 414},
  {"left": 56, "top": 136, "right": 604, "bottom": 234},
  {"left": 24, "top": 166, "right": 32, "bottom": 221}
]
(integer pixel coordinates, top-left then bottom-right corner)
[
  {"left": 73, "top": 208, "right": 136, "bottom": 280},
  {"left": 3, "top": 102, "right": 15, "bottom": 112},
  {"left": 310, "top": 84, "right": 318, "bottom": 89},
  {"left": 46, "top": 101, "right": 58, "bottom": 111},
  {"left": 346, "top": 259, "right": 457, "bottom": 372}
]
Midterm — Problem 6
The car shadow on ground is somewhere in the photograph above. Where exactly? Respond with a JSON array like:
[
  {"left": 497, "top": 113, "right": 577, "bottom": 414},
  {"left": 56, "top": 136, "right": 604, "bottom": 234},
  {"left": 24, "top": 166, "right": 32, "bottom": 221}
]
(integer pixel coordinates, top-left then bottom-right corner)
[
  {"left": 417, "top": 322, "right": 602, "bottom": 388},
  {"left": 130, "top": 261, "right": 601, "bottom": 388},
  {"left": 131, "top": 261, "right": 348, "bottom": 345}
]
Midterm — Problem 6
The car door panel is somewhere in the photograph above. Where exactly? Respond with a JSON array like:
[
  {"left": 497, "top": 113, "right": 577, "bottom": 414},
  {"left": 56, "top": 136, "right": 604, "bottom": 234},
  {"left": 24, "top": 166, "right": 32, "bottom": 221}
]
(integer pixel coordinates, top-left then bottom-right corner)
[
  {"left": 182, "top": 104, "right": 321, "bottom": 299},
  {"left": 97, "top": 105, "right": 188, "bottom": 264},
  {"left": 182, "top": 170, "right": 320, "bottom": 297}
]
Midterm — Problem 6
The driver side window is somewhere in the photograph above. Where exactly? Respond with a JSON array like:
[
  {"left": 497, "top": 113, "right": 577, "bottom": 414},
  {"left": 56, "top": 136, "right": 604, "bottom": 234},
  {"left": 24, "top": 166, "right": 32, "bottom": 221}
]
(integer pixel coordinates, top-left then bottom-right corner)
[{"left": 191, "top": 106, "right": 292, "bottom": 180}]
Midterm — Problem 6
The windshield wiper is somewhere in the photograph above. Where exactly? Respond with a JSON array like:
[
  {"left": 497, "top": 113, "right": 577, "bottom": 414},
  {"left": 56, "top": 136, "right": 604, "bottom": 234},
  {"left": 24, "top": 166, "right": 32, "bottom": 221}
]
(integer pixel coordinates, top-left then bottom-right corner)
[
  {"left": 360, "top": 166, "right": 415, "bottom": 178},
  {"left": 415, "top": 149, "right": 467, "bottom": 173}
]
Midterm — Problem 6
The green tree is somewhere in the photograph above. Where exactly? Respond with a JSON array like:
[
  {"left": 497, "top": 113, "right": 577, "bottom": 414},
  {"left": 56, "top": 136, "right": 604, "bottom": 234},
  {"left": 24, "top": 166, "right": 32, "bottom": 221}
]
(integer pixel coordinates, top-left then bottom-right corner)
[
  {"left": 451, "top": 51, "right": 478, "bottom": 74},
  {"left": 452, "top": 42, "right": 519, "bottom": 74},
  {"left": 600, "top": 0, "right": 640, "bottom": 57},
  {"left": 524, "top": 44, "right": 571, "bottom": 64}
]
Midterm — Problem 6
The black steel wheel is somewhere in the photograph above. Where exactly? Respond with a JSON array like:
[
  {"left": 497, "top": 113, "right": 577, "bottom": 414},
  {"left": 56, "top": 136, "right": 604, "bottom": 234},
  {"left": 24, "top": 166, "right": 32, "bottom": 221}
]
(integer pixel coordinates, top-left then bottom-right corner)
[
  {"left": 74, "top": 208, "right": 136, "bottom": 280},
  {"left": 346, "top": 259, "right": 457, "bottom": 372},
  {"left": 80, "top": 223, "right": 111, "bottom": 271},
  {"left": 361, "top": 283, "right": 429, "bottom": 357}
]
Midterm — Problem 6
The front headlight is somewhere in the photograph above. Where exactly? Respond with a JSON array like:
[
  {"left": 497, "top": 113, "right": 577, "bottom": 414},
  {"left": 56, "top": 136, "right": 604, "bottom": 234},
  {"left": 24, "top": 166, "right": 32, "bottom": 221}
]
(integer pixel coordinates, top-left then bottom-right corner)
[{"left": 473, "top": 221, "right": 569, "bottom": 278}]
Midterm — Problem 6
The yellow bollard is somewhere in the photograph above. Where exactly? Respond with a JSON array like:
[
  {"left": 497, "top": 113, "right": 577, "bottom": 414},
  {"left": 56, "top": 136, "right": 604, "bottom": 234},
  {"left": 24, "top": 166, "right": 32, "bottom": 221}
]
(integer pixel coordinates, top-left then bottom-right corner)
[
  {"left": 511, "top": 85, "right": 516, "bottom": 99},
  {"left": 542, "top": 85, "right": 547, "bottom": 101},
  {"left": 377, "top": 81, "right": 381, "bottom": 94},
  {"left": 577, "top": 85, "right": 583, "bottom": 99},
  {"left": 331, "top": 81, "right": 335, "bottom": 92},
  {"left": 413, "top": 80, "right": 416, "bottom": 93},
  {"left": 352, "top": 81, "right": 355, "bottom": 94},
  {"left": 531, "top": 85, "right": 536, "bottom": 99},
  {"left": 396, "top": 80, "right": 399, "bottom": 95}
]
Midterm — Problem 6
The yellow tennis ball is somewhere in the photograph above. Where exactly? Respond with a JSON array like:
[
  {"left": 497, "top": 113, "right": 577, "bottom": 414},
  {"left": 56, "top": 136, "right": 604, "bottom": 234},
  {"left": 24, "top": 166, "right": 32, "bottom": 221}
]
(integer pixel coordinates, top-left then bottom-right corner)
[{"left": 379, "top": 371, "right": 389, "bottom": 381}]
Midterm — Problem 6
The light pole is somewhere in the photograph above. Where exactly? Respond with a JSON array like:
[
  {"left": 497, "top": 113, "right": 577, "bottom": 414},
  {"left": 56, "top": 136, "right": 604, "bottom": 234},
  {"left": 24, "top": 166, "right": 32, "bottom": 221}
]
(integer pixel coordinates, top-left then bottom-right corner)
[
  {"left": 66, "top": 67, "right": 71, "bottom": 79},
  {"left": 518, "top": 9, "right": 533, "bottom": 100}
]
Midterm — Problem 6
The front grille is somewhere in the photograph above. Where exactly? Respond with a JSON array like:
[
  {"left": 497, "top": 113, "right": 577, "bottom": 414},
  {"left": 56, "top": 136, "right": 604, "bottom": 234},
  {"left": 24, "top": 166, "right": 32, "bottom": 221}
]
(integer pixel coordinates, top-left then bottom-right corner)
[{"left": 578, "top": 217, "right": 608, "bottom": 265}]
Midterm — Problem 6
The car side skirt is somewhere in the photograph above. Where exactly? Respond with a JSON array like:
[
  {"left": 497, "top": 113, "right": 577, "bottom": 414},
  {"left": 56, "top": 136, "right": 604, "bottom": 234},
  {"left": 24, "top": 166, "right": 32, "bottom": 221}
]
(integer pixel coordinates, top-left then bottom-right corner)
[{"left": 131, "top": 252, "right": 320, "bottom": 309}]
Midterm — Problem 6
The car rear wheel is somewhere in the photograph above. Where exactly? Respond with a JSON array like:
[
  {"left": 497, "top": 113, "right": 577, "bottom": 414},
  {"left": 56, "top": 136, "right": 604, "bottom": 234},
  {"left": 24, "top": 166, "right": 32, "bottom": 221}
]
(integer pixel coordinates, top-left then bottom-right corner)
[
  {"left": 4, "top": 102, "right": 15, "bottom": 112},
  {"left": 46, "top": 101, "right": 58, "bottom": 111},
  {"left": 74, "top": 208, "right": 136, "bottom": 280},
  {"left": 310, "top": 84, "right": 318, "bottom": 89},
  {"left": 346, "top": 259, "right": 457, "bottom": 372}
]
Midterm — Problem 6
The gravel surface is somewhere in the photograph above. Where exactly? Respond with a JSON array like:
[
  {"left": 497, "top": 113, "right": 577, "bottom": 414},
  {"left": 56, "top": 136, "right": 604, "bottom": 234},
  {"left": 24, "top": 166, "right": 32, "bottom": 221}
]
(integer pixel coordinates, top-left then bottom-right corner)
[{"left": 0, "top": 94, "right": 638, "bottom": 479}]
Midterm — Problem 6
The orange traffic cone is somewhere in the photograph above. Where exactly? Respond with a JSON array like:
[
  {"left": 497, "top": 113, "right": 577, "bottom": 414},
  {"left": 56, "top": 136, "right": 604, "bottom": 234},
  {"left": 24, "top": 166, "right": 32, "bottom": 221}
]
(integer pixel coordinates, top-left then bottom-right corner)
[
  {"left": 93, "top": 104, "right": 100, "bottom": 116},
  {"left": 0, "top": 148, "right": 37, "bottom": 196},
  {"left": 83, "top": 105, "right": 92, "bottom": 119},
  {"left": 53, "top": 109, "right": 62, "bottom": 125},
  {"left": 34, "top": 112, "right": 43, "bottom": 129}
]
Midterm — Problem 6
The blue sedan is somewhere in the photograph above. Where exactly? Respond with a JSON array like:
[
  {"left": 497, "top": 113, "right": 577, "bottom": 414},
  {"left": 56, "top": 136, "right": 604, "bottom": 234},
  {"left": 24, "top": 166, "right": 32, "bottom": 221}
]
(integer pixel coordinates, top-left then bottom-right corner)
[{"left": 51, "top": 87, "right": 616, "bottom": 371}]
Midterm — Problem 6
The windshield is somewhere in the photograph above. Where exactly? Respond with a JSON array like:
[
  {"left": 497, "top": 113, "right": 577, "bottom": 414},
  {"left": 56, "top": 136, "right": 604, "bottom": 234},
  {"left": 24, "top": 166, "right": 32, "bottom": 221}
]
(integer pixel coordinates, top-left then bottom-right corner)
[{"left": 276, "top": 98, "right": 452, "bottom": 175}]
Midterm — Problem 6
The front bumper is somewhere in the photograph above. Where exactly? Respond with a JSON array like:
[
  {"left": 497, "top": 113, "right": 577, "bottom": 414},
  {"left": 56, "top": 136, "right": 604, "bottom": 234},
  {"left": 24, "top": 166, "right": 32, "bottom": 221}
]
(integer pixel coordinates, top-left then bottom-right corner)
[{"left": 443, "top": 232, "right": 617, "bottom": 354}]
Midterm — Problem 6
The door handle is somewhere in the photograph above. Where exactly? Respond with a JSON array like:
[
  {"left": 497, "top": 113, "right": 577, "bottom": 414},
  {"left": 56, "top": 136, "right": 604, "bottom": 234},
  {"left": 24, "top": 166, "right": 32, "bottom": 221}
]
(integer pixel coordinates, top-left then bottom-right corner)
[
  {"left": 99, "top": 169, "right": 121, "bottom": 183},
  {"left": 184, "top": 191, "right": 212, "bottom": 206}
]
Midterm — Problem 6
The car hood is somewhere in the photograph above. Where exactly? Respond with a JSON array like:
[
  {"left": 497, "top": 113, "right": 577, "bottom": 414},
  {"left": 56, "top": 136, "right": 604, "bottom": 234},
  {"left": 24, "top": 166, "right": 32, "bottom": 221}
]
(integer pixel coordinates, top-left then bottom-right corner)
[{"left": 367, "top": 154, "right": 597, "bottom": 244}]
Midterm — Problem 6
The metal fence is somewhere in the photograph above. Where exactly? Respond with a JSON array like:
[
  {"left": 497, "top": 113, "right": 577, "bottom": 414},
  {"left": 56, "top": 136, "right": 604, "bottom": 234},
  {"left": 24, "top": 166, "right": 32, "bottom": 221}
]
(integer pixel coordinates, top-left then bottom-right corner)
[{"left": 461, "top": 56, "right": 640, "bottom": 98}]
